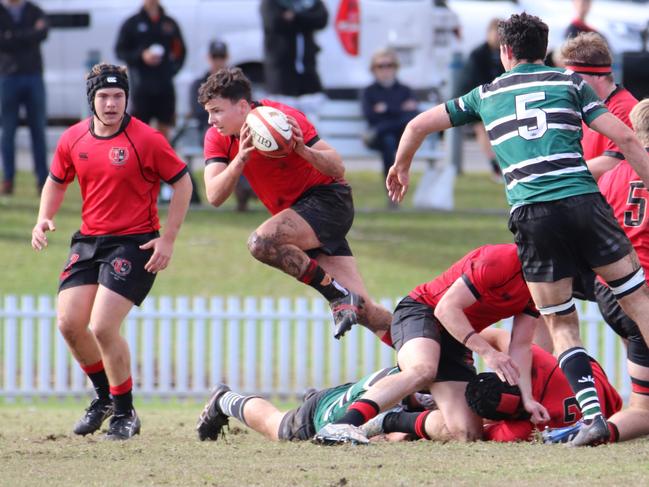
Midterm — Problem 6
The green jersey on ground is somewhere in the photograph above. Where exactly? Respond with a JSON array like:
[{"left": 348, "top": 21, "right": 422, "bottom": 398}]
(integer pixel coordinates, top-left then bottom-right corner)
[
  {"left": 445, "top": 63, "right": 608, "bottom": 208},
  {"left": 312, "top": 366, "right": 399, "bottom": 431}
]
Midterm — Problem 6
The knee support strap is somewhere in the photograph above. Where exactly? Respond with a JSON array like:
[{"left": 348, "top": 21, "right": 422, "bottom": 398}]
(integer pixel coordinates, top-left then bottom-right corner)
[
  {"left": 607, "top": 268, "right": 646, "bottom": 299},
  {"left": 538, "top": 298, "right": 576, "bottom": 316}
]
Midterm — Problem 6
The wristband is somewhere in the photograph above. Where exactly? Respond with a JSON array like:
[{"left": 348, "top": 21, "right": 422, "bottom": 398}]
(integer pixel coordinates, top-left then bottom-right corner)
[{"left": 462, "top": 330, "right": 477, "bottom": 346}]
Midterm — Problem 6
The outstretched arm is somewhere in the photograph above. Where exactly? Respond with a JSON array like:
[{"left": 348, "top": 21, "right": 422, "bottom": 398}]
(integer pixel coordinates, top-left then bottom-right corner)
[{"left": 387, "top": 104, "right": 452, "bottom": 202}]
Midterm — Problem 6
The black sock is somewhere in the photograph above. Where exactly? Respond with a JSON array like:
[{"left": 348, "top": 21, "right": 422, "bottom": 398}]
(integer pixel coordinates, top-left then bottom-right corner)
[
  {"left": 81, "top": 361, "right": 110, "bottom": 401},
  {"left": 88, "top": 370, "right": 110, "bottom": 402},
  {"left": 333, "top": 399, "right": 380, "bottom": 427},
  {"left": 383, "top": 411, "right": 431, "bottom": 439},
  {"left": 558, "top": 347, "right": 602, "bottom": 421},
  {"left": 113, "top": 391, "right": 133, "bottom": 417},
  {"left": 299, "top": 258, "right": 348, "bottom": 301},
  {"left": 490, "top": 158, "right": 501, "bottom": 175}
]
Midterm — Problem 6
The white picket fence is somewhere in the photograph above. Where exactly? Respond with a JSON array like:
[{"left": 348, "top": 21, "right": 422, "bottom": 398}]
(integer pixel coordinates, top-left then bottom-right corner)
[{"left": 0, "top": 294, "right": 632, "bottom": 400}]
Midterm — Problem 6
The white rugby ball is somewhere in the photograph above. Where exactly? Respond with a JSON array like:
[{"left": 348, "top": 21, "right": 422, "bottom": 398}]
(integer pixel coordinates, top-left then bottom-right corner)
[{"left": 245, "top": 106, "right": 295, "bottom": 158}]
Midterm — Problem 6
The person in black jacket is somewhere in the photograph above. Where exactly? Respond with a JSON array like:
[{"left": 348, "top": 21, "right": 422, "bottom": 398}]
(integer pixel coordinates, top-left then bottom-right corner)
[
  {"left": 261, "top": 0, "right": 328, "bottom": 96},
  {"left": 361, "top": 48, "right": 418, "bottom": 205},
  {"left": 115, "top": 0, "right": 185, "bottom": 140},
  {"left": 0, "top": 0, "right": 48, "bottom": 195},
  {"left": 457, "top": 18, "right": 504, "bottom": 181}
]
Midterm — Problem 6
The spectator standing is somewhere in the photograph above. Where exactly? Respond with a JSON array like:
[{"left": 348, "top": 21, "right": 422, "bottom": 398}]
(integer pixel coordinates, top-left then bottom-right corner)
[
  {"left": 457, "top": 18, "right": 504, "bottom": 181},
  {"left": 261, "top": 0, "right": 328, "bottom": 97},
  {"left": 361, "top": 48, "right": 418, "bottom": 206},
  {"left": 115, "top": 0, "right": 185, "bottom": 140},
  {"left": 0, "top": 0, "right": 48, "bottom": 195}
]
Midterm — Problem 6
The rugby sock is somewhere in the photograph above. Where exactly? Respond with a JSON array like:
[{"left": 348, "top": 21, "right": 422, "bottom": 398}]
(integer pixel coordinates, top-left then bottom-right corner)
[
  {"left": 334, "top": 398, "right": 380, "bottom": 427},
  {"left": 217, "top": 391, "right": 259, "bottom": 426},
  {"left": 380, "top": 331, "right": 393, "bottom": 348},
  {"left": 81, "top": 360, "right": 110, "bottom": 401},
  {"left": 298, "top": 259, "right": 348, "bottom": 301},
  {"left": 558, "top": 347, "right": 602, "bottom": 421},
  {"left": 110, "top": 377, "right": 133, "bottom": 417},
  {"left": 607, "top": 421, "right": 619, "bottom": 443},
  {"left": 383, "top": 410, "right": 432, "bottom": 439}
]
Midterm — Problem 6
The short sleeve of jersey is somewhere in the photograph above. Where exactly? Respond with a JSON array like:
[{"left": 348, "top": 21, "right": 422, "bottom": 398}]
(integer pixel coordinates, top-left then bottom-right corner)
[
  {"left": 578, "top": 79, "right": 608, "bottom": 126},
  {"left": 151, "top": 132, "right": 188, "bottom": 183},
  {"left": 49, "top": 136, "right": 76, "bottom": 184},
  {"left": 445, "top": 87, "right": 482, "bottom": 127},
  {"left": 204, "top": 127, "right": 231, "bottom": 164}
]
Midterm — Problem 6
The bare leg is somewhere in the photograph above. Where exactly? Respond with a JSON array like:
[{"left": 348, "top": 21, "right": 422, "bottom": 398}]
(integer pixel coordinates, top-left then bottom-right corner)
[
  {"left": 361, "top": 337, "right": 439, "bottom": 409},
  {"left": 57, "top": 285, "right": 101, "bottom": 366},
  {"left": 317, "top": 254, "right": 392, "bottom": 335},
  {"left": 89, "top": 286, "right": 135, "bottom": 386},
  {"left": 608, "top": 361, "right": 649, "bottom": 441},
  {"left": 240, "top": 398, "right": 288, "bottom": 441},
  {"left": 429, "top": 381, "right": 482, "bottom": 441}
]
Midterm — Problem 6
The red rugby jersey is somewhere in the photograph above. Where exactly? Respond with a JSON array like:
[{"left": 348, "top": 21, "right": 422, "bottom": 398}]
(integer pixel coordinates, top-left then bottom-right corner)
[
  {"left": 49, "top": 115, "right": 188, "bottom": 236},
  {"left": 484, "top": 345, "right": 622, "bottom": 442},
  {"left": 203, "top": 99, "right": 343, "bottom": 214},
  {"left": 408, "top": 244, "right": 538, "bottom": 332},
  {"left": 598, "top": 153, "right": 649, "bottom": 278},
  {"left": 582, "top": 86, "right": 637, "bottom": 161}
]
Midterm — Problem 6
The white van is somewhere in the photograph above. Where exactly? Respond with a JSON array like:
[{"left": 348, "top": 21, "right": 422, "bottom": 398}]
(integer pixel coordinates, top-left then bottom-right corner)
[{"left": 38, "top": 0, "right": 459, "bottom": 122}]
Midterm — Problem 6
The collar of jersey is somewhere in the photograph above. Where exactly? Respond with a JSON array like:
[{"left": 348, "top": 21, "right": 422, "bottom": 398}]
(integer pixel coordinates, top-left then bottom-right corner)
[{"left": 89, "top": 114, "right": 131, "bottom": 140}]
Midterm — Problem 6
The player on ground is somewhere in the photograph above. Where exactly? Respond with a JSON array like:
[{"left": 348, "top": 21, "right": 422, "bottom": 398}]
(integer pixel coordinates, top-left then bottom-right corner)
[
  {"left": 31, "top": 63, "right": 192, "bottom": 440},
  {"left": 196, "top": 367, "right": 400, "bottom": 444},
  {"left": 386, "top": 13, "right": 649, "bottom": 446},
  {"left": 314, "top": 244, "right": 550, "bottom": 445},
  {"left": 361, "top": 328, "right": 622, "bottom": 442},
  {"left": 199, "top": 67, "right": 391, "bottom": 339}
]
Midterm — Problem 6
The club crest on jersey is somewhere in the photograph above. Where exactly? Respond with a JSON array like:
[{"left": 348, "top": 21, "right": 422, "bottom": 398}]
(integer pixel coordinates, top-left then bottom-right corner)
[
  {"left": 111, "top": 258, "right": 132, "bottom": 277},
  {"left": 109, "top": 147, "right": 129, "bottom": 166}
]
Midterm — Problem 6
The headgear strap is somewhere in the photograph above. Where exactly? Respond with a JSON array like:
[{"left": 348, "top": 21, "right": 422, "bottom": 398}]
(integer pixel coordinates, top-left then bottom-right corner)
[
  {"left": 565, "top": 61, "right": 612, "bottom": 76},
  {"left": 86, "top": 69, "right": 129, "bottom": 113}
]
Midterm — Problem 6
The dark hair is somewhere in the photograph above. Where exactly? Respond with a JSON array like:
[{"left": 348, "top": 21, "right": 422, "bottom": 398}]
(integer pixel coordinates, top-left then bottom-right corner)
[
  {"left": 197, "top": 67, "right": 251, "bottom": 106},
  {"left": 498, "top": 13, "right": 549, "bottom": 62},
  {"left": 85, "top": 63, "right": 129, "bottom": 111},
  {"left": 465, "top": 372, "right": 529, "bottom": 420}
]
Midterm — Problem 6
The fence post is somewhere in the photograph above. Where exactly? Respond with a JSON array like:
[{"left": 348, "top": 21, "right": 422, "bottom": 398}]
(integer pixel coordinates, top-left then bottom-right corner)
[
  {"left": 210, "top": 297, "right": 224, "bottom": 385},
  {"left": 37, "top": 295, "right": 52, "bottom": 394},
  {"left": 260, "top": 297, "right": 274, "bottom": 395},
  {"left": 141, "top": 298, "right": 156, "bottom": 395},
  {"left": 176, "top": 296, "right": 190, "bottom": 395},
  {"left": 4, "top": 295, "right": 18, "bottom": 398},
  {"left": 227, "top": 296, "right": 241, "bottom": 390},
  {"left": 192, "top": 296, "right": 207, "bottom": 394},
  {"left": 278, "top": 298, "right": 291, "bottom": 396},
  {"left": 244, "top": 297, "right": 258, "bottom": 394},
  {"left": 311, "top": 298, "right": 326, "bottom": 390},
  {"left": 159, "top": 296, "right": 173, "bottom": 394},
  {"left": 295, "top": 298, "right": 308, "bottom": 394},
  {"left": 21, "top": 295, "right": 35, "bottom": 395}
]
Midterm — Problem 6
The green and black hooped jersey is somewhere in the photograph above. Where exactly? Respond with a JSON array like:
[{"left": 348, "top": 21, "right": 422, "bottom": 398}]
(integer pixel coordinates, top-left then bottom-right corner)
[
  {"left": 446, "top": 63, "right": 609, "bottom": 208},
  {"left": 312, "top": 366, "right": 399, "bottom": 432}
]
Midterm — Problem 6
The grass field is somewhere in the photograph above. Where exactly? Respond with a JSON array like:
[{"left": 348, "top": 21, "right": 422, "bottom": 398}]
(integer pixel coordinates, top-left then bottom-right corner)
[
  {"left": 0, "top": 169, "right": 510, "bottom": 298},
  {"left": 1, "top": 401, "right": 649, "bottom": 487}
]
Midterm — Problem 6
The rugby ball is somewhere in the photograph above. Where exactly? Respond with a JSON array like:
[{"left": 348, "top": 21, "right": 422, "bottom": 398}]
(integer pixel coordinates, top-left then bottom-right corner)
[{"left": 245, "top": 106, "right": 295, "bottom": 158}]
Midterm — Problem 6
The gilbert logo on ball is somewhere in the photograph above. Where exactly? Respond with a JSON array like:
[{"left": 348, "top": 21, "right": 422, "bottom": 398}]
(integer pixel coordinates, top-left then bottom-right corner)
[{"left": 245, "top": 106, "right": 295, "bottom": 158}]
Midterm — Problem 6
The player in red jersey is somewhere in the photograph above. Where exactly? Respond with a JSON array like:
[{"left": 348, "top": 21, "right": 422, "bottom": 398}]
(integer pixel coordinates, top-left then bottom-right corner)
[
  {"left": 314, "top": 244, "right": 551, "bottom": 445},
  {"left": 561, "top": 32, "right": 638, "bottom": 180},
  {"left": 360, "top": 328, "right": 622, "bottom": 442},
  {"left": 198, "top": 67, "right": 392, "bottom": 340},
  {"left": 31, "top": 64, "right": 192, "bottom": 440}
]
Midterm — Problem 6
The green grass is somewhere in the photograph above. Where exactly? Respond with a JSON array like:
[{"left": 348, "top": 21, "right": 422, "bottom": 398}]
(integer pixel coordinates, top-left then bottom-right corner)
[
  {"left": 1, "top": 402, "right": 649, "bottom": 487},
  {"left": 0, "top": 169, "right": 510, "bottom": 298}
]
